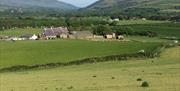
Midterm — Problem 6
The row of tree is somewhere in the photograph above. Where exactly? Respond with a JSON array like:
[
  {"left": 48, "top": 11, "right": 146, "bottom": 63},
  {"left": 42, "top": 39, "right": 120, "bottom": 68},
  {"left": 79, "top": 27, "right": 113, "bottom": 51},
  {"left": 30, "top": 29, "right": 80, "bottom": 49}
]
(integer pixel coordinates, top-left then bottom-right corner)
[
  {"left": 93, "top": 25, "right": 157, "bottom": 37},
  {"left": 1, "top": 7, "right": 179, "bottom": 21}
]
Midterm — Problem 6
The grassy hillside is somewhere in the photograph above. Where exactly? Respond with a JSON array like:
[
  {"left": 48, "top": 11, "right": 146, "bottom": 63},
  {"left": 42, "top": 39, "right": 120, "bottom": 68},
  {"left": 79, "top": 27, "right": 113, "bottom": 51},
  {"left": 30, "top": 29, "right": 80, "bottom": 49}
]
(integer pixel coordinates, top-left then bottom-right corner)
[
  {"left": 0, "top": 46, "right": 179, "bottom": 91},
  {"left": 0, "top": 40, "right": 162, "bottom": 69},
  {"left": 0, "top": 0, "right": 77, "bottom": 17},
  {"left": 0, "top": 0, "right": 77, "bottom": 10},
  {"left": 87, "top": 0, "right": 180, "bottom": 11},
  {"left": 85, "top": 0, "right": 180, "bottom": 16},
  {"left": 114, "top": 21, "right": 180, "bottom": 38}
]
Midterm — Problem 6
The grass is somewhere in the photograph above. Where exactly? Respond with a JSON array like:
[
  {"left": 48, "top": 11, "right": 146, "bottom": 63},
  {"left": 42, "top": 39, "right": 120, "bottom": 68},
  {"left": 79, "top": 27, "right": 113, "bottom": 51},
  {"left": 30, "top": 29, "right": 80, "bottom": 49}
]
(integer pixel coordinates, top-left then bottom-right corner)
[
  {"left": 117, "top": 20, "right": 169, "bottom": 26},
  {"left": 126, "top": 36, "right": 171, "bottom": 42},
  {"left": 0, "top": 28, "right": 42, "bottom": 37},
  {"left": 128, "top": 23, "right": 180, "bottom": 38},
  {"left": 0, "top": 46, "right": 179, "bottom": 91},
  {"left": 161, "top": 9, "right": 180, "bottom": 13},
  {"left": 0, "top": 39, "right": 162, "bottom": 69}
]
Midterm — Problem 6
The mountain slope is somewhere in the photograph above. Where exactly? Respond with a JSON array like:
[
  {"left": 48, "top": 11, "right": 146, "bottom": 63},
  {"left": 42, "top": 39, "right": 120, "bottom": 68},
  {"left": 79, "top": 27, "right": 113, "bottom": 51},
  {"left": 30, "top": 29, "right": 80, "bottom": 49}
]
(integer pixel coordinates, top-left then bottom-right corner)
[
  {"left": 86, "top": 0, "right": 180, "bottom": 12},
  {"left": 0, "top": 0, "right": 75, "bottom": 9},
  {"left": 0, "top": 0, "right": 77, "bottom": 11}
]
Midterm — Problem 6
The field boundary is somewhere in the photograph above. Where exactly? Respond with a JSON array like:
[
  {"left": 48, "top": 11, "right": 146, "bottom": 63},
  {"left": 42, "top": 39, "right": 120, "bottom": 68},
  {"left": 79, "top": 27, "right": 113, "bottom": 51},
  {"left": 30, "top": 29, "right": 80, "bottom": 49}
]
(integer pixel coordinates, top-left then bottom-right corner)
[{"left": 0, "top": 44, "right": 170, "bottom": 72}]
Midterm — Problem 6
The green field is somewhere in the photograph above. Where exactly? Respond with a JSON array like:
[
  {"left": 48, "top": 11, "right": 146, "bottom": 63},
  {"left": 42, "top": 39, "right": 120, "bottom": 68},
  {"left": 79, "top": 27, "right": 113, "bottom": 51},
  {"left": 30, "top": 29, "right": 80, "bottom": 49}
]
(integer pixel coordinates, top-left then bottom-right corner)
[
  {"left": 117, "top": 20, "right": 169, "bottom": 26},
  {"left": 0, "top": 20, "right": 179, "bottom": 91},
  {"left": 0, "top": 39, "right": 162, "bottom": 69},
  {"left": 0, "top": 46, "right": 179, "bottom": 91},
  {"left": 126, "top": 36, "right": 172, "bottom": 42},
  {"left": 127, "top": 23, "right": 180, "bottom": 38},
  {"left": 0, "top": 28, "right": 42, "bottom": 36}
]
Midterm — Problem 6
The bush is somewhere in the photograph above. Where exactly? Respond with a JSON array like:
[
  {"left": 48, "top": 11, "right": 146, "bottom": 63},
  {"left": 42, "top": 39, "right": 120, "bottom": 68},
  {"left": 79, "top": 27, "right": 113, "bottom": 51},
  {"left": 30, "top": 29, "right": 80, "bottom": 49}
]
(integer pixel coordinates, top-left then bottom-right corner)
[
  {"left": 113, "top": 26, "right": 134, "bottom": 35},
  {"left": 136, "top": 31, "right": 157, "bottom": 37},
  {"left": 141, "top": 81, "right": 149, "bottom": 87},
  {"left": 112, "top": 77, "right": 115, "bottom": 79},
  {"left": 137, "top": 78, "right": 142, "bottom": 81},
  {"left": 67, "top": 86, "right": 73, "bottom": 89}
]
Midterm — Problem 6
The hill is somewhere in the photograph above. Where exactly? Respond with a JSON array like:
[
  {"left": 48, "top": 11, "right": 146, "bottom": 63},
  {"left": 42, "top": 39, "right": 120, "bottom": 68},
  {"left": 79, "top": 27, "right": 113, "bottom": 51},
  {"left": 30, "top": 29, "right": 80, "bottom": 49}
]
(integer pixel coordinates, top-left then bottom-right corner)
[
  {"left": 0, "top": 0, "right": 77, "bottom": 17},
  {"left": 0, "top": 0, "right": 77, "bottom": 10},
  {"left": 87, "top": 0, "right": 180, "bottom": 11},
  {"left": 84, "top": 0, "right": 180, "bottom": 17}
]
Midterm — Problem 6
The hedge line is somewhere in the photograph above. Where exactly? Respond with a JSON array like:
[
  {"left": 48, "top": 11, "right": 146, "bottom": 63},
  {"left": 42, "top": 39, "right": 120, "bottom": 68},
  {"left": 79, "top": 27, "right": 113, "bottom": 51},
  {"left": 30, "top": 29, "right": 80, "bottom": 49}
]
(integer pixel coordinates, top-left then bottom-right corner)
[{"left": 0, "top": 44, "right": 167, "bottom": 72}]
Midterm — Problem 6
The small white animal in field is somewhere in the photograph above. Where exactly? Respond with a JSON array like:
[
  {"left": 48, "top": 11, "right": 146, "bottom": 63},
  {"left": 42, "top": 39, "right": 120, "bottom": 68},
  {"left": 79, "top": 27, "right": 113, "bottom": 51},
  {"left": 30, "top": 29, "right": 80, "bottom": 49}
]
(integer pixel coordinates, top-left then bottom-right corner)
[
  {"left": 138, "top": 50, "right": 145, "bottom": 53},
  {"left": 174, "top": 40, "right": 178, "bottom": 44}
]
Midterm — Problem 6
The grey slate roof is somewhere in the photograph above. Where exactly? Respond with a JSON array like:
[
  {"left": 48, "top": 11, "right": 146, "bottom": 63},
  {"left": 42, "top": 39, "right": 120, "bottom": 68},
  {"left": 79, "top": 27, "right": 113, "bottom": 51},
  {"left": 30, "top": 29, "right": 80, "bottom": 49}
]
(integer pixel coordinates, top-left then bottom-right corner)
[{"left": 43, "top": 27, "right": 69, "bottom": 36}]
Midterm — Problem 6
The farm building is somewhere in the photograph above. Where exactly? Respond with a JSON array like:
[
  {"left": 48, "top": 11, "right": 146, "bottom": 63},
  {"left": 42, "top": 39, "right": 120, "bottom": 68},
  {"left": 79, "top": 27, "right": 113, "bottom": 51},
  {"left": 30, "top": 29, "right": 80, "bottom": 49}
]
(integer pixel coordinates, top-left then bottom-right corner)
[
  {"left": 0, "top": 35, "right": 9, "bottom": 40},
  {"left": 29, "top": 34, "right": 38, "bottom": 40},
  {"left": 105, "top": 34, "right": 113, "bottom": 39},
  {"left": 93, "top": 35, "right": 104, "bottom": 39},
  {"left": 43, "top": 27, "right": 69, "bottom": 39},
  {"left": 105, "top": 33, "right": 116, "bottom": 39},
  {"left": 70, "top": 31, "right": 93, "bottom": 39}
]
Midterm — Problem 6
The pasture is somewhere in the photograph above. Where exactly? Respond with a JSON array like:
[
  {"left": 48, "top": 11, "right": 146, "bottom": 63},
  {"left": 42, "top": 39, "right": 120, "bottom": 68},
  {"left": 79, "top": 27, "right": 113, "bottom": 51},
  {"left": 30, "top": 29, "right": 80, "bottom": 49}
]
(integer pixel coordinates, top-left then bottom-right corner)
[
  {"left": 127, "top": 23, "right": 180, "bottom": 38},
  {"left": 0, "top": 39, "right": 162, "bottom": 69},
  {"left": 0, "top": 19, "right": 179, "bottom": 91},
  {"left": 0, "top": 28, "right": 42, "bottom": 36},
  {"left": 126, "top": 36, "right": 172, "bottom": 42},
  {"left": 117, "top": 20, "right": 169, "bottom": 25},
  {"left": 0, "top": 46, "right": 179, "bottom": 91}
]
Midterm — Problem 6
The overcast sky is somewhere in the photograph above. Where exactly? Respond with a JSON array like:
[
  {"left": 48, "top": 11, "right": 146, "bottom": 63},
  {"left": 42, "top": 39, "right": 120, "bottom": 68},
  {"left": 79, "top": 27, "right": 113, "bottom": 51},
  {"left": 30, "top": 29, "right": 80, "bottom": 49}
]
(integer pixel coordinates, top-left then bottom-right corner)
[{"left": 58, "top": 0, "right": 98, "bottom": 7}]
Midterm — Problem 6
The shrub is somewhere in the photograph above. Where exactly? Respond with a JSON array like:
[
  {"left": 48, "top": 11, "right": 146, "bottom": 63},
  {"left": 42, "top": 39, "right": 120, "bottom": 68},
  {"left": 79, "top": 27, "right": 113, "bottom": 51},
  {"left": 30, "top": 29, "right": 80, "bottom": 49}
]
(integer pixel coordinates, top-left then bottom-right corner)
[
  {"left": 67, "top": 86, "right": 73, "bottom": 89},
  {"left": 44, "top": 88, "right": 48, "bottom": 90},
  {"left": 137, "top": 78, "right": 142, "bottom": 81},
  {"left": 141, "top": 81, "right": 149, "bottom": 87},
  {"left": 112, "top": 77, "right": 115, "bottom": 79},
  {"left": 55, "top": 88, "right": 58, "bottom": 90}
]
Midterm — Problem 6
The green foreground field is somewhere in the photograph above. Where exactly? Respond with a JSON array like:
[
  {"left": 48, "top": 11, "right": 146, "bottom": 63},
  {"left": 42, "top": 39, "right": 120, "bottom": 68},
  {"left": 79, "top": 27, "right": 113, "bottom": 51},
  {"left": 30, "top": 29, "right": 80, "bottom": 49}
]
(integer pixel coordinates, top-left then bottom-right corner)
[
  {"left": 0, "top": 46, "right": 179, "bottom": 91},
  {"left": 0, "top": 40, "right": 161, "bottom": 69}
]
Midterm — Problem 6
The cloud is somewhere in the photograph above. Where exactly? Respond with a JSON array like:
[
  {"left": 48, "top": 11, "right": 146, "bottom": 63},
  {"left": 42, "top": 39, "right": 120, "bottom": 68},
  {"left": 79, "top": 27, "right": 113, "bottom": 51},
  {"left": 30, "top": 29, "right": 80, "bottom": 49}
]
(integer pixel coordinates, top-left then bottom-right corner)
[{"left": 58, "top": 0, "right": 98, "bottom": 7}]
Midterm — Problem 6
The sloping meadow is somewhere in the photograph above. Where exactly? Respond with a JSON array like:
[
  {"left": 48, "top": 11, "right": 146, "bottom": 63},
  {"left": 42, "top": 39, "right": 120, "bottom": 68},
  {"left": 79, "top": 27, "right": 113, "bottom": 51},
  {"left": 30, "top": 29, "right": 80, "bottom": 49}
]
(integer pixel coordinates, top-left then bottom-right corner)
[{"left": 0, "top": 39, "right": 163, "bottom": 71}]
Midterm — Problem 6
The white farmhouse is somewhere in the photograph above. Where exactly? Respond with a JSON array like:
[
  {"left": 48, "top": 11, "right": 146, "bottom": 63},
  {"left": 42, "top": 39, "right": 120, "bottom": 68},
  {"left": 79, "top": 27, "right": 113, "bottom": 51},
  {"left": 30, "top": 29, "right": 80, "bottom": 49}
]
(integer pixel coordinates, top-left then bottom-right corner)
[
  {"left": 106, "top": 34, "right": 113, "bottom": 39},
  {"left": 29, "top": 34, "right": 38, "bottom": 40}
]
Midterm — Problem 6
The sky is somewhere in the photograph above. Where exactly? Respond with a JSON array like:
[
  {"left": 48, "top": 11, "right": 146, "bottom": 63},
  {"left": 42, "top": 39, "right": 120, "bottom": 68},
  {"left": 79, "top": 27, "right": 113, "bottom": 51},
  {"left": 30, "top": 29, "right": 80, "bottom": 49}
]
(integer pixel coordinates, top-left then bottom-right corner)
[{"left": 58, "top": 0, "right": 99, "bottom": 8}]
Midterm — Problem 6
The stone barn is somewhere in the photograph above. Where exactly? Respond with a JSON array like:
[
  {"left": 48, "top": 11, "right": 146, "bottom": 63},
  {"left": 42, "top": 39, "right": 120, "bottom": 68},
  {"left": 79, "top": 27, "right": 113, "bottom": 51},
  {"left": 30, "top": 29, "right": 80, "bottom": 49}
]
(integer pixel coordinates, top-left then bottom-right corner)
[
  {"left": 43, "top": 27, "right": 69, "bottom": 39},
  {"left": 105, "top": 34, "right": 113, "bottom": 39},
  {"left": 105, "top": 33, "right": 116, "bottom": 39},
  {"left": 70, "top": 31, "right": 93, "bottom": 39}
]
